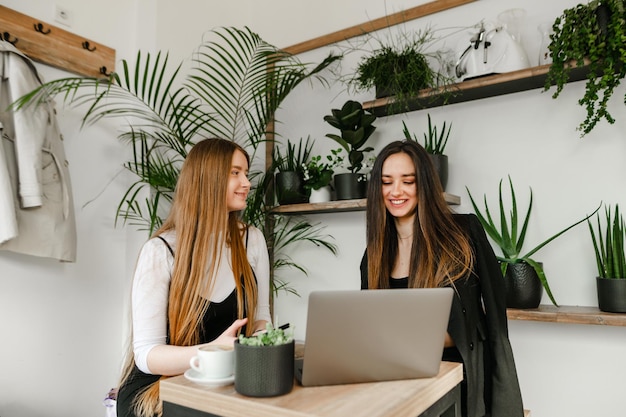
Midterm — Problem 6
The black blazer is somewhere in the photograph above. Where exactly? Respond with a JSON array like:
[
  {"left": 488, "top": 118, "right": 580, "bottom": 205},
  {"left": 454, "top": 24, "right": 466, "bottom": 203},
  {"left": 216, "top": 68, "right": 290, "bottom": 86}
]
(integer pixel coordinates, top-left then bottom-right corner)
[{"left": 361, "top": 214, "right": 524, "bottom": 417}]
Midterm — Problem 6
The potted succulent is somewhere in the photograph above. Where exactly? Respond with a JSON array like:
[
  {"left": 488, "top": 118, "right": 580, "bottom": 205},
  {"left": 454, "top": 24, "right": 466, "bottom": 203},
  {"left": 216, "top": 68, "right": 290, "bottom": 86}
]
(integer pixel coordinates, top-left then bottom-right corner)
[
  {"left": 302, "top": 148, "right": 344, "bottom": 203},
  {"left": 402, "top": 113, "right": 451, "bottom": 190},
  {"left": 348, "top": 26, "right": 455, "bottom": 113},
  {"left": 323, "top": 100, "right": 376, "bottom": 200},
  {"left": 544, "top": 0, "right": 626, "bottom": 136},
  {"left": 235, "top": 324, "right": 295, "bottom": 397},
  {"left": 588, "top": 203, "right": 626, "bottom": 312},
  {"left": 467, "top": 176, "right": 600, "bottom": 308},
  {"left": 273, "top": 138, "right": 314, "bottom": 205}
]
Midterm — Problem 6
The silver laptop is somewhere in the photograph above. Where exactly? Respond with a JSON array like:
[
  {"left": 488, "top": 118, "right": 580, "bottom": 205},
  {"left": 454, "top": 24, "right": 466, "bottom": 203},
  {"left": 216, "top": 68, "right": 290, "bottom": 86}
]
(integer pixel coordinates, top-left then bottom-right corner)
[{"left": 296, "top": 288, "right": 454, "bottom": 386}]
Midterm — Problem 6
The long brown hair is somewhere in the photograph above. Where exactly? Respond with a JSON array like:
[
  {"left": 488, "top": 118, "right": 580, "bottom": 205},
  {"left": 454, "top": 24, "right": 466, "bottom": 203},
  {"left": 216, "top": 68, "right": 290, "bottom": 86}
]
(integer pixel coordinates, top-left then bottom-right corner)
[
  {"left": 121, "top": 138, "right": 258, "bottom": 417},
  {"left": 366, "top": 140, "right": 473, "bottom": 289}
]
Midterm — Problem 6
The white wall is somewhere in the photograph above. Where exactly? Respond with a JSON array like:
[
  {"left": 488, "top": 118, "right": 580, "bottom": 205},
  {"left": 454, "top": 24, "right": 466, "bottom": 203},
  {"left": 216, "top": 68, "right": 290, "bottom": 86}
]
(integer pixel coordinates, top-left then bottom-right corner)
[
  {"left": 0, "top": 1, "right": 155, "bottom": 416},
  {"left": 2, "top": 1, "right": 625, "bottom": 416},
  {"left": 259, "top": 1, "right": 626, "bottom": 417}
]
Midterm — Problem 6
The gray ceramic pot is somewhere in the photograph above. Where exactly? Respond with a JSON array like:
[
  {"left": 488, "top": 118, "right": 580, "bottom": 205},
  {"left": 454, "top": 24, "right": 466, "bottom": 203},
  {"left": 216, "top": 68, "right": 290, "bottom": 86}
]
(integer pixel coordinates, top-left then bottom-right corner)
[
  {"left": 596, "top": 276, "right": 626, "bottom": 313},
  {"left": 234, "top": 340, "right": 294, "bottom": 397}
]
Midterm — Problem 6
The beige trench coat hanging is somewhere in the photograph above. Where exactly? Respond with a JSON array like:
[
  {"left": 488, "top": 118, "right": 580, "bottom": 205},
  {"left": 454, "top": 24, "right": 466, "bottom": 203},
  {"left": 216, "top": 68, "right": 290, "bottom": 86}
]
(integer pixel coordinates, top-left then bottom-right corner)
[{"left": 0, "top": 40, "right": 77, "bottom": 262}]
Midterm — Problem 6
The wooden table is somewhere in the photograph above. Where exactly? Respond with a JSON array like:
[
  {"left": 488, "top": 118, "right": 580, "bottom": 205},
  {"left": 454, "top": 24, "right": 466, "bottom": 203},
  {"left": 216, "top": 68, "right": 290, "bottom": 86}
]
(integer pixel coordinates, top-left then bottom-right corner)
[{"left": 160, "top": 361, "right": 463, "bottom": 417}]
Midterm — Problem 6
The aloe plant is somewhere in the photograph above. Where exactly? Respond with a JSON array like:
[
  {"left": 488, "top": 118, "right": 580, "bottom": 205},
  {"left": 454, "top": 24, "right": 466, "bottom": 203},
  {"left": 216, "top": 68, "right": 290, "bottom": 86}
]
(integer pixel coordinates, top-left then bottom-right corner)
[
  {"left": 14, "top": 26, "right": 340, "bottom": 294},
  {"left": 467, "top": 176, "right": 600, "bottom": 306},
  {"left": 588, "top": 204, "right": 626, "bottom": 279}
]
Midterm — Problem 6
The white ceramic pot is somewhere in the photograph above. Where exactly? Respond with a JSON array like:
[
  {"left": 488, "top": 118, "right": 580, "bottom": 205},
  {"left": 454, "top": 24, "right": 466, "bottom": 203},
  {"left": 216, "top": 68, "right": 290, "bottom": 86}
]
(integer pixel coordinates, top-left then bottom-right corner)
[{"left": 309, "top": 186, "right": 332, "bottom": 203}]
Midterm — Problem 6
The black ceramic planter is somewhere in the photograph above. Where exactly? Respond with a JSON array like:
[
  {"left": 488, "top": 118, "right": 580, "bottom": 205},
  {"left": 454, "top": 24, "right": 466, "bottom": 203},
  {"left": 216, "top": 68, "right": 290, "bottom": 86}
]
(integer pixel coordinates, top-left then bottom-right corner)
[
  {"left": 334, "top": 173, "right": 367, "bottom": 200},
  {"left": 503, "top": 262, "right": 543, "bottom": 309},
  {"left": 429, "top": 154, "right": 448, "bottom": 191},
  {"left": 234, "top": 340, "right": 294, "bottom": 397},
  {"left": 596, "top": 276, "right": 626, "bottom": 313},
  {"left": 275, "top": 172, "right": 309, "bottom": 205}
]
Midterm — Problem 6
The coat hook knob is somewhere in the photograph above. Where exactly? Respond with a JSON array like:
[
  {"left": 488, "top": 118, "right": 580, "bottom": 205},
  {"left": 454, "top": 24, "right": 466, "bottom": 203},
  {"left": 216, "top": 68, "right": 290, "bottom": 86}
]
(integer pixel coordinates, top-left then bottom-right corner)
[
  {"left": 34, "top": 23, "right": 51, "bottom": 34},
  {"left": 82, "top": 41, "right": 97, "bottom": 52},
  {"left": 1, "top": 32, "right": 18, "bottom": 45},
  {"left": 100, "top": 66, "right": 112, "bottom": 77}
]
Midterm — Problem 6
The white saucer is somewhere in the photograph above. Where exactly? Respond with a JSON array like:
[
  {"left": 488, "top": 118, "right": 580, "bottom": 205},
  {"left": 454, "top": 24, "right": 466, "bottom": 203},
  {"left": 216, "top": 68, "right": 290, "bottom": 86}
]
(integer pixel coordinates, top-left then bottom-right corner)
[{"left": 184, "top": 368, "right": 235, "bottom": 387}]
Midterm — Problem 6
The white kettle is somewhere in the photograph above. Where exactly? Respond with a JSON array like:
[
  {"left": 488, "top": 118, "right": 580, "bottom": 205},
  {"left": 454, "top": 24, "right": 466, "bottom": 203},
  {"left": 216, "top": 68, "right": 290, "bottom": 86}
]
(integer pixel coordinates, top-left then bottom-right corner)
[{"left": 455, "top": 21, "right": 530, "bottom": 81}]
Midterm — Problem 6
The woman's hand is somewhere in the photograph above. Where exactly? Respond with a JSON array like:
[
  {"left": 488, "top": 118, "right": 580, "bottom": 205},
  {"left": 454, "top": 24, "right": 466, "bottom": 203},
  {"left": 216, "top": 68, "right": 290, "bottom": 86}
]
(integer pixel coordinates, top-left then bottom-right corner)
[{"left": 210, "top": 318, "right": 248, "bottom": 347}]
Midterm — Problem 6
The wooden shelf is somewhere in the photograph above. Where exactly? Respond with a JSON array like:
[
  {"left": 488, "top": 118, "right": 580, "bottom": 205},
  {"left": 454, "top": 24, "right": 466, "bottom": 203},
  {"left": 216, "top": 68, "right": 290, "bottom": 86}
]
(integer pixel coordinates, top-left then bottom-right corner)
[
  {"left": 272, "top": 192, "right": 460, "bottom": 215},
  {"left": 507, "top": 305, "right": 626, "bottom": 327},
  {"left": 362, "top": 63, "right": 592, "bottom": 117}
]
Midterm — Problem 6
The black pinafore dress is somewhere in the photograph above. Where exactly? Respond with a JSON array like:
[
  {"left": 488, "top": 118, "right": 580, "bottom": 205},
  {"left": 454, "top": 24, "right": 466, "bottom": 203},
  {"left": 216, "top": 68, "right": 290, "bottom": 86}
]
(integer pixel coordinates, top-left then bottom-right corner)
[{"left": 116, "top": 235, "right": 251, "bottom": 417}]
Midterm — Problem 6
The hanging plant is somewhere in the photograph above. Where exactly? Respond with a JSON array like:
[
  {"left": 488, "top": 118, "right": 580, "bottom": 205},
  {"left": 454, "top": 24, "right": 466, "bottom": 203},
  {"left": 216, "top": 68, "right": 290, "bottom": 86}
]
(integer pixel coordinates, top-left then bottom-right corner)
[{"left": 544, "top": 0, "right": 626, "bottom": 136}]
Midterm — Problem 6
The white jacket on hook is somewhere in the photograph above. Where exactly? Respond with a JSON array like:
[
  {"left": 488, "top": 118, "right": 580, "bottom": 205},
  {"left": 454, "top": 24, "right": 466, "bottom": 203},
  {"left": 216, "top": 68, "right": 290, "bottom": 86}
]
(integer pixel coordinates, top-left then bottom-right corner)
[{"left": 0, "top": 40, "right": 76, "bottom": 262}]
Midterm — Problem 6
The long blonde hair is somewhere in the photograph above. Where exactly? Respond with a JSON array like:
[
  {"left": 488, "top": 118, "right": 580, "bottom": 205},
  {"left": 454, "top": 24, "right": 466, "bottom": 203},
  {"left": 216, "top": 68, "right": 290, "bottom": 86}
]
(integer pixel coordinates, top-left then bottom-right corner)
[
  {"left": 366, "top": 140, "right": 474, "bottom": 289},
  {"left": 120, "top": 138, "right": 258, "bottom": 417}
]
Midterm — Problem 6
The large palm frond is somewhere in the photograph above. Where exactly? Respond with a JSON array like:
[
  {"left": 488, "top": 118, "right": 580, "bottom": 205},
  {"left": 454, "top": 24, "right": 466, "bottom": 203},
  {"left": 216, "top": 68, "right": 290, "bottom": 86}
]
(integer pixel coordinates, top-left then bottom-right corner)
[
  {"left": 14, "top": 26, "right": 341, "bottom": 293},
  {"left": 187, "top": 26, "right": 339, "bottom": 154}
]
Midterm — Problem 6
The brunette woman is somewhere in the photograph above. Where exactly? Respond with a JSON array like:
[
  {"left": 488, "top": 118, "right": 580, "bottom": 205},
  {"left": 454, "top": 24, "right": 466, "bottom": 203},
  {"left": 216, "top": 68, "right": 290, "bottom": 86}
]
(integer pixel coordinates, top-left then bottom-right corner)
[
  {"left": 117, "top": 138, "right": 271, "bottom": 417},
  {"left": 360, "top": 140, "right": 524, "bottom": 417}
]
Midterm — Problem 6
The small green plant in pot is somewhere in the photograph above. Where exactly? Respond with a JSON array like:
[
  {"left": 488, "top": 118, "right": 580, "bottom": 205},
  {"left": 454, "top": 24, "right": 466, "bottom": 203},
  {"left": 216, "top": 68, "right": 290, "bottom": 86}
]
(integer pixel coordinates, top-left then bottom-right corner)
[
  {"left": 302, "top": 148, "right": 344, "bottom": 203},
  {"left": 588, "top": 203, "right": 626, "bottom": 312},
  {"left": 235, "top": 324, "right": 295, "bottom": 397},
  {"left": 273, "top": 138, "right": 314, "bottom": 205},
  {"left": 402, "top": 113, "right": 451, "bottom": 190},
  {"left": 467, "top": 176, "right": 600, "bottom": 307},
  {"left": 323, "top": 100, "right": 376, "bottom": 200},
  {"left": 544, "top": 0, "right": 626, "bottom": 136}
]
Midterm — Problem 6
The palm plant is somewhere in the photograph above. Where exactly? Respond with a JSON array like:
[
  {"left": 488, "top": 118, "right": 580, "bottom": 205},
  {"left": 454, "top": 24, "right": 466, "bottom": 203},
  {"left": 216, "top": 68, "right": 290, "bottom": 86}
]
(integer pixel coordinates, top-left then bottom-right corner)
[
  {"left": 14, "top": 26, "right": 339, "bottom": 293},
  {"left": 467, "top": 176, "right": 599, "bottom": 306}
]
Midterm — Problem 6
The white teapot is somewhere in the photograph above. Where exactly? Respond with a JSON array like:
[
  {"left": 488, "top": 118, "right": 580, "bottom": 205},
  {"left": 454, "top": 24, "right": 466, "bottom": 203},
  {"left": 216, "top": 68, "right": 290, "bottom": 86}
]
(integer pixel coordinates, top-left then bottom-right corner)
[{"left": 455, "top": 21, "right": 530, "bottom": 81}]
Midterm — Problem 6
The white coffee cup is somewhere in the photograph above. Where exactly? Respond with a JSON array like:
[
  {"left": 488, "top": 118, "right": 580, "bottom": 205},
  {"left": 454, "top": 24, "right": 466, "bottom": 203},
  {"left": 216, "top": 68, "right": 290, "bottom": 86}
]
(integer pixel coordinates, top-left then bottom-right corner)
[{"left": 189, "top": 345, "right": 234, "bottom": 379}]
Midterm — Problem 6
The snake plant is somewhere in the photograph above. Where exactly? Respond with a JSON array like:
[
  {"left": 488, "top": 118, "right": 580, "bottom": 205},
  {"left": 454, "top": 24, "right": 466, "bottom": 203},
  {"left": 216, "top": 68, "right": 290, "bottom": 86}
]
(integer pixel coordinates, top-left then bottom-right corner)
[{"left": 588, "top": 204, "right": 626, "bottom": 279}]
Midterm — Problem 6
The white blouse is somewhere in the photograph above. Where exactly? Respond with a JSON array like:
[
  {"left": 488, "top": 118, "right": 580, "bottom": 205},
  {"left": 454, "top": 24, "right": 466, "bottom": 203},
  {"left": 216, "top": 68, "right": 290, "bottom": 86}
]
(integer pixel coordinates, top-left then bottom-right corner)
[{"left": 131, "top": 226, "right": 272, "bottom": 373}]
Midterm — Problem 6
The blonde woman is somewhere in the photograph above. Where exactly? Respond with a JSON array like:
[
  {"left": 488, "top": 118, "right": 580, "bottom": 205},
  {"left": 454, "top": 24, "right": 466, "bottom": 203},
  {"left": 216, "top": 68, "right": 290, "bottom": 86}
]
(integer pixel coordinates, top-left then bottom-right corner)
[
  {"left": 361, "top": 140, "right": 524, "bottom": 417},
  {"left": 117, "top": 138, "right": 271, "bottom": 417}
]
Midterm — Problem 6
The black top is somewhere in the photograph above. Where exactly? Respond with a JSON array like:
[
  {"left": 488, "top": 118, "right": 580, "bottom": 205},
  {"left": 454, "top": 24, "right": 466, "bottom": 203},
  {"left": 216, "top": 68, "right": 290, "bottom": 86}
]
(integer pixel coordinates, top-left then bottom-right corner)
[
  {"left": 360, "top": 214, "right": 524, "bottom": 417},
  {"left": 116, "top": 291, "right": 240, "bottom": 417}
]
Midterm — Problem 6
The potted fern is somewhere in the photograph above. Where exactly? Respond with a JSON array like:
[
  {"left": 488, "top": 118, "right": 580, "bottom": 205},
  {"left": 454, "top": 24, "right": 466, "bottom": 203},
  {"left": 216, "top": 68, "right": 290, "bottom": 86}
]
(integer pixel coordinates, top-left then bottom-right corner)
[
  {"left": 588, "top": 204, "right": 626, "bottom": 312},
  {"left": 348, "top": 26, "right": 455, "bottom": 114},
  {"left": 402, "top": 113, "right": 451, "bottom": 190},
  {"left": 467, "top": 176, "right": 599, "bottom": 308},
  {"left": 544, "top": 0, "right": 626, "bottom": 136}
]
